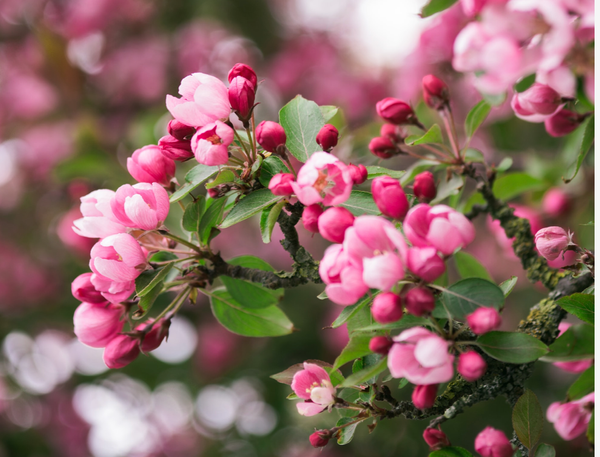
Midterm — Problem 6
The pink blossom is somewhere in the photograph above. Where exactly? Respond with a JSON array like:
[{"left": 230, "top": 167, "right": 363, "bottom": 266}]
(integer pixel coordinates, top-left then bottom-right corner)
[
  {"left": 407, "top": 247, "right": 446, "bottom": 283},
  {"left": 474, "top": 426, "right": 513, "bottom": 457},
  {"left": 388, "top": 327, "right": 454, "bottom": 385},
  {"left": 110, "top": 183, "right": 170, "bottom": 231},
  {"left": 89, "top": 273, "right": 135, "bottom": 304},
  {"left": 256, "top": 121, "right": 286, "bottom": 153},
  {"left": 158, "top": 134, "right": 195, "bottom": 161},
  {"left": 466, "top": 307, "right": 502, "bottom": 335},
  {"left": 371, "top": 176, "right": 409, "bottom": 220},
  {"left": 545, "top": 109, "right": 587, "bottom": 137},
  {"left": 422, "top": 75, "right": 449, "bottom": 110},
  {"left": 103, "top": 334, "right": 140, "bottom": 369},
  {"left": 547, "top": 393, "right": 594, "bottom": 440},
  {"left": 291, "top": 362, "right": 336, "bottom": 416},
  {"left": 511, "top": 83, "right": 563, "bottom": 123},
  {"left": 553, "top": 323, "right": 593, "bottom": 373},
  {"left": 318, "top": 207, "right": 355, "bottom": 243},
  {"left": 404, "top": 204, "right": 475, "bottom": 255},
  {"left": 316, "top": 124, "right": 339, "bottom": 152},
  {"left": 136, "top": 319, "right": 171, "bottom": 353},
  {"left": 127, "top": 145, "right": 176, "bottom": 186},
  {"left": 405, "top": 287, "right": 436, "bottom": 317},
  {"left": 347, "top": 164, "right": 368, "bottom": 185},
  {"left": 319, "top": 244, "right": 368, "bottom": 305},
  {"left": 413, "top": 171, "right": 437, "bottom": 202},
  {"left": 166, "top": 72, "right": 230, "bottom": 128},
  {"left": 89, "top": 233, "right": 148, "bottom": 282},
  {"left": 228, "top": 63, "right": 257, "bottom": 88},
  {"left": 302, "top": 204, "right": 323, "bottom": 234},
  {"left": 228, "top": 76, "right": 255, "bottom": 121},
  {"left": 74, "top": 302, "right": 125, "bottom": 348},
  {"left": 71, "top": 273, "right": 106, "bottom": 304},
  {"left": 412, "top": 384, "right": 438, "bottom": 409},
  {"left": 369, "top": 336, "right": 393, "bottom": 355},
  {"left": 369, "top": 136, "right": 397, "bottom": 159},
  {"left": 542, "top": 188, "right": 570, "bottom": 218},
  {"left": 57, "top": 207, "right": 96, "bottom": 255},
  {"left": 73, "top": 189, "right": 127, "bottom": 239},
  {"left": 376, "top": 98, "right": 415, "bottom": 125},
  {"left": 423, "top": 427, "right": 450, "bottom": 450},
  {"left": 291, "top": 152, "right": 352, "bottom": 206},
  {"left": 309, "top": 431, "right": 331, "bottom": 448},
  {"left": 534, "top": 226, "right": 571, "bottom": 261},
  {"left": 268, "top": 173, "right": 295, "bottom": 196},
  {"left": 191, "top": 120, "right": 234, "bottom": 166},
  {"left": 458, "top": 350, "right": 487, "bottom": 381},
  {"left": 371, "top": 292, "right": 403, "bottom": 324},
  {"left": 168, "top": 120, "right": 196, "bottom": 140}
]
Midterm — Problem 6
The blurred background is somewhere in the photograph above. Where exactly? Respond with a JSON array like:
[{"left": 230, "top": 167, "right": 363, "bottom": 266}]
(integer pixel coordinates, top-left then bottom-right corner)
[{"left": 0, "top": 0, "right": 594, "bottom": 455}]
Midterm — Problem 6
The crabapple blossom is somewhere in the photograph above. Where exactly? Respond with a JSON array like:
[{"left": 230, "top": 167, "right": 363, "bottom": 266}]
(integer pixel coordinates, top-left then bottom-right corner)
[
  {"left": 137, "top": 318, "right": 171, "bottom": 353},
  {"left": 511, "top": 83, "right": 563, "bottom": 122},
  {"left": 191, "top": 120, "right": 234, "bottom": 166},
  {"left": 256, "top": 121, "right": 286, "bottom": 153},
  {"left": 309, "top": 430, "right": 331, "bottom": 448},
  {"left": 71, "top": 272, "right": 107, "bottom": 304},
  {"left": 89, "top": 273, "right": 136, "bottom": 304},
  {"left": 547, "top": 392, "right": 594, "bottom": 440},
  {"left": 458, "top": 350, "right": 487, "bottom": 382},
  {"left": 72, "top": 189, "right": 127, "bottom": 239},
  {"left": 371, "top": 176, "right": 409, "bottom": 220},
  {"left": 544, "top": 109, "right": 587, "bottom": 137},
  {"left": 413, "top": 171, "right": 437, "bottom": 202},
  {"left": 291, "top": 363, "right": 336, "bottom": 416},
  {"left": 369, "top": 336, "right": 393, "bottom": 355},
  {"left": 110, "top": 183, "right": 170, "bottom": 231},
  {"left": 467, "top": 307, "right": 502, "bottom": 335},
  {"left": 317, "top": 207, "right": 355, "bottom": 243},
  {"left": 534, "top": 226, "right": 571, "bottom": 261},
  {"left": 302, "top": 204, "right": 323, "bottom": 234},
  {"left": 228, "top": 76, "right": 255, "bottom": 121},
  {"left": 423, "top": 427, "right": 450, "bottom": 450},
  {"left": 268, "top": 173, "right": 295, "bottom": 196},
  {"left": 347, "top": 163, "right": 368, "bottom": 185},
  {"left": 406, "top": 247, "right": 446, "bottom": 283},
  {"left": 127, "top": 145, "right": 176, "bottom": 186},
  {"left": 316, "top": 124, "right": 339, "bottom": 151},
  {"left": 158, "top": 134, "right": 194, "bottom": 161},
  {"left": 380, "top": 123, "right": 405, "bottom": 143},
  {"left": 412, "top": 384, "right": 438, "bottom": 410},
  {"left": 388, "top": 327, "right": 454, "bottom": 385},
  {"left": 73, "top": 302, "right": 125, "bottom": 348},
  {"left": 376, "top": 98, "right": 415, "bottom": 125},
  {"left": 89, "top": 233, "right": 148, "bottom": 282},
  {"left": 474, "top": 427, "right": 513, "bottom": 457},
  {"left": 103, "top": 334, "right": 141, "bottom": 369},
  {"left": 167, "top": 119, "right": 195, "bottom": 140},
  {"left": 319, "top": 244, "right": 368, "bottom": 305},
  {"left": 369, "top": 136, "right": 396, "bottom": 158},
  {"left": 405, "top": 287, "right": 436, "bottom": 316},
  {"left": 371, "top": 292, "right": 403, "bottom": 324},
  {"left": 422, "top": 75, "right": 449, "bottom": 110},
  {"left": 228, "top": 63, "right": 257, "bottom": 89}
]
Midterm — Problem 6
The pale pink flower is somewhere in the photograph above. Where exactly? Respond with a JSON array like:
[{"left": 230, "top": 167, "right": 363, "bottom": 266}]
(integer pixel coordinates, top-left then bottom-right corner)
[
  {"left": 534, "top": 226, "right": 571, "bottom": 261},
  {"left": 291, "top": 362, "right": 336, "bottom": 416},
  {"left": 89, "top": 233, "right": 148, "bottom": 282},
  {"left": 166, "top": 72, "right": 230, "bottom": 128},
  {"left": 290, "top": 152, "right": 352, "bottom": 206},
  {"left": 388, "top": 327, "right": 454, "bottom": 385},
  {"left": 474, "top": 426, "right": 513, "bottom": 457},
  {"left": 89, "top": 273, "right": 135, "bottom": 304},
  {"left": 191, "top": 120, "right": 234, "bottom": 166},
  {"left": 318, "top": 207, "right": 355, "bottom": 243},
  {"left": 467, "top": 307, "right": 502, "bottom": 335},
  {"left": 71, "top": 272, "right": 106, "bottom": 304},
  {"left": 458, "top": 350, "right": 487, "bottom": 381},
  {"left": 110, "top": 183, "right": 170, "bottom": 231},
  {"left": 127, "top": 145, "right": 176, "bottom": 186},
  {"left": 73, "top": 189, "right": 127, "bottom": 239},
  {"left": 511, "top": 83, "right": 563, "bottom": 123},
  {"left": 103, "top": 334, "right": 140, "bottom": 369},
  {"left": 319, "top": 244, "right": 368, "bottom": 305},
  {"left": 74, "top": 302, "right": 125, "bottom": 348},
  {"left": 547, "top": 393, "right": 594, "bottom": 440},
  {"left": 406, "top": 247, "right": 446, "bottom": 283}
]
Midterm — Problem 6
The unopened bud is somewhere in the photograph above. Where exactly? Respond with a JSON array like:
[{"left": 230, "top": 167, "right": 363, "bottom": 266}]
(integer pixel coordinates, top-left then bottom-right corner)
[
  {"left": 137, "top": 318, "right": 171, "bottom": 353},
  {"left": 207, "top": 184, "right": 232, "bottom": 199},
  {"left": 422, "top": 75, "right": 450, "bottom": 110},
  {"left": 412, "top": 384, "right": 438, "bottom": 409},
  {"left": 369, "top": 336, "right": 393, "bottom": 355},
  {"left": 376, "top": 97, "right": 416, "bottom": 125},
  {"left": 534, "top": 226, "right": 571, "bottom": 261},
  {"left": 309, "top": 430, "right": 331, "bottom": 448},
  {"left": 318, "top": 207, "right": 355, "bottom": 243},
  {"left": 229, "top": 76, "right": 255, "bottom": 122},
  {"left": 371, "top": 292, "right": 403, "bottom": 323},
  {"left": 103, "top": 334, "right": 141, "bottom": 369},
  {"left": 228, "top": 63, "right": 258, "bottom": 89},
  {"left": 514, "top": 83, "right": 561, "bottom": 116},
  {"left": 458, "top": 350, "right": 487, "bottom": 382},
  {"left": 475, "top": 427, "right": 514, "bottom": 457},
  {"left": 372, "top": 176, "right": 409, "bottom": 220},
  {"left": 256, "top": 121, "right": 287, "bottom": 153},
  {"left": 413, "top": 171, "right": 437, "bottom": 202},
  {"left": 466, "top": 307, "right": 502, "bottom": 335},
  {"left": 348, "top": 163, "right": 368, "bottom": 185},
  {"left": 316, "top": 124, "right": 339, "bottom": 151},
  {"left": 302, "top": 204, "right": 323, "bottom": 233},
  {"left": 159, "top": 134, "right": 194, "bottom": 161},
  {"left": 369, "top": 136, "right": 397, "bottom": 159},
  {"left": 404, "top": 287, "right": 435, "bottom": 316},
  {"left": 268, "top": 173, "right": 295, "bottom": 196},
  {"left": 380, "top": 124, "right": 405, "bottom": 143},
  {"left": 168, "top": 120, "right": 196, "bottom": 140},
  {"left": 423, "top": 427, "right": 451, "bottom": 450},
  {"left": 544, "top": 109, "right": 587, "bottom": 137}
]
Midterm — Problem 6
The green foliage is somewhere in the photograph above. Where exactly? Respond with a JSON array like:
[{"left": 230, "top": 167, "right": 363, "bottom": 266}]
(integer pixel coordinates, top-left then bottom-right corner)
[
  {"left": 499, "top": 276, "right": 518, "bottom": 297},
  {"left": 258, "top": 155, "right": 290, "bottom": 187},
  {"left": 336, "top": 417, "right": 359, "bottom": 445},
  {"left": 431, "top": 175, "right": 464, "bottom": 204},
  {"left": 420, "top": 0, "right": 459, "bottom": 17},
  {"left": 429, "top": 447, "right": 474, "bottom": 457},
  {"left": 198, "top": 197, "right": 227, "bottom": 244},
  {"left": 260, "top": 200, "right": 285, "bottom": 243},
  {"left": 405, "top": 124, "right": 444, "bottom": 146},
  {"left": 454, "top": 251, "right": 493, "bottom": 281},
  {"left": 432, "top": 278, "right": 505, "bottom": 320},
  {"left": 533, "top": 444, "right": 556, "bottom": 457},
  {"left": 333, "top": 334, "right": 375, "bottom": 370},
  {"left": 330, "top": 294, "right": 375, "bottom": 328},
  {"left": 465, "top": 100, "right": 491, "bottom": 139},
  {"left": 512, "top": 389, "right": 544, "bottom": 450},
  {"left": 543, "top": 324, "right": 594, "bottom": 361},
  {"left": 492, "top": 172, "right": 546, "bottom": 201},
  {"left": 182, "top": 197, "right": 205, "bottom": 233},
  {"left": 170, "top": 164, "right": 219, "bottom": 202},
  {"left": 365, "top": 166, "right": 405, "bottom": 179},
  {"left": 221, "top": 256, "right": 283, "bottom": 309},
  {"left": 477, "top": 331, "right": 549, "bottom": 363},
  {"left": 556, "top": 293, "right": 595, "bottom": 324},
  {"left": 219, "top": 189, "right": 283, "bottom": 228},
  {"left": 514, "top": 74, "right": 536, "bottom": 93},
  {"left": 564, "top": 115, "right": 594, "bottom": 183},
  {"left": 340, "top": 190, "right": 380, "bottom": 216},
  {"left": 339, "top": 357, "right": 387, "bottom": 388},
  {"left": 279, "top": 95, "right": 326, "bottom": 162},
  {"left": 567, "top": 366, "right": 594, "bottom": 400},
  {"left": 136, "top": 263, "right": 175, "bottom": 297}
]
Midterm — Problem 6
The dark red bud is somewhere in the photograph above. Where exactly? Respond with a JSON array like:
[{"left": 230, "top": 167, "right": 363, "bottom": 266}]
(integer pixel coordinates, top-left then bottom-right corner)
[
  {"left": 422, "top": 75, "right": 450, "bottom": 110},
  {"left": 316, "top": 124, "right": 339, "bottom": 151},
  {"left": 544, "top": 109, "right": 588, "bottom": 137},
  {"left": 369, "top": 136, "right": 397, "bottom": 159},
  {"left": 369, "top": 336, "right": 393, "bottom": 355},
  {"left": 228, "top": 63, "right": 258, "bottom": 89},
  {"left": 380, "top": 124, "right": 406, "bottom": 143},
  {"left": 167, "top": 120, "right": 196, "bottom": 140},
  {"left": 348, "top": 164, "right": 368, "bottom": 185},
  {"left": 413, "top": 171, "right": 437, "bottom": 202},
  {"left": 423, "top": 427, "right": 451, "bottom": 450},
  {"left": 228, "top": 76, "right": 256, "bottom": 121},
  {"left": 256, "top": 121, "right": 287, "bottom": 153},
  {"left": 412, "top": 384, "right": 438, "bottom": 409},
  {"left": 309, "top": 430, "right": 331, "bottom": 448},
  {"left": 376, "top": 97, "right": 416, "bottom": 125}
]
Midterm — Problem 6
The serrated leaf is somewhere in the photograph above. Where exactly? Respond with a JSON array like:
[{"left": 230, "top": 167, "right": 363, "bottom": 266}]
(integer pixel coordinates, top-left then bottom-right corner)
[
  {"left": 135, "top": 263, "right": 175, "bottom": 297},
  {"left": 208, "top": 288, "right": 293, "bottom": 337},
  {"left": 340, "top": 190, "right": 380, "bottom": 216},
  {"left": 198, "top": 197, "right": 227, "bottom": 244},
  {"left": 336, "top": 417, "right": 360, "bottom": 445},
  {"left": 543, "top": 324, "right": 594, "bottom": 362},
  {"left": 477, "top": 331, "right": 549, "bottom": 363},
  {"left": 556, "top": 293, "right": 594, "bottom": 324},
  {"left": 534, "top": 443, "right": 555, "bottom": 457},
  {"left": 465, "top": 100, "right": 491, "bottom": 139},
  {"left": 454, "top": 251, "right": 493, "bottom": 281},
  {"left": 499, "top": 276, "right": 518, "bottom": 297},
  {"left": 260, "top": 200, "right": 285, "bottom": 244},
  {"left": 512, "top": 389, "right": 544, "bottom": 450},
  {"left": 365, "top": 166, "right": 405, "bottom": 179},
  {"left": 420, "top": 0, "right": 459, "bottom": 17},
  {"left": 492, "top": 172, "right": 546, "bottom": 201},
  {"left": 170, "top": 165, "right": 219, "bottom": 203},
  {"left": 429, "top": 447, "right": 474, "bottom": 457},
  {"left": 340, "top": 357, "right": 388, "bottom": 388},
  {"left": 182, "top": 197, "right": 205, "bottom": 233},
  {"left": 258, "top": 155, "right": 290, "bottom": 188},
  {"left": 564, "top": 115, "right": 594, "bottom": 184},
  {"left": 220, "top": 189, "right": 283, "bottom": 229},
  {"left": 405, "top": 124, "right": 444, "bottom": 146},
  {"left": 333, "top": 334, "right": 375, "bottom": 371},
  {"left": 567, "top": 366, "right": 594, "bottom": 400},
  {"left": 279, "top": 95, "right": 325, "bottom": 162},
  {"left": 331, "top": 294, "right": 374, "bottom": 328},
  {"left": 432, "top": 278, "right": 504, "bottom": 320}
]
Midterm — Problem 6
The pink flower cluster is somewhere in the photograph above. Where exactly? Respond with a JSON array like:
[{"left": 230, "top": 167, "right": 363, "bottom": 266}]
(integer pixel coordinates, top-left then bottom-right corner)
[{"left": 290, "top": 363, "right": 336, "bottom": 416}]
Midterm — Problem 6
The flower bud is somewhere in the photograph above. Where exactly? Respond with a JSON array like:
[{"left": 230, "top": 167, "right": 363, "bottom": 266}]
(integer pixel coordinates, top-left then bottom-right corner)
[
  {"left": 412, "top": 384, "right": 438, "bottom": 409},
  {"left": 302, "top": 204, "right": 323, "bottom": 233},
  {"left": 544, "top": 109, "right": 587, "bottom": 137},
  {"left": 127, "top": 145, "right": 176, "bottom": 187},
  {"left": 407, "top": 247, "right": 446, "bottom": 283},
  {"left": 474, "top": 427, "right": 513, "bottom": 457},
  {"left": 316, "top": 124, "right": 339, "bottom": 151},
  {"left": 159, "top": 134, "right": 194, "bottom": 161},
  {"left": 542, "top": 188, "right": 570, "bottom": 218},
  {"left": 228, "top": 63, "right": 258, "bottom": 89},
  {"left": 268, "top": 173, "right": 295, "bottom": 196},
  {"left": 371, "top": 176, "right": 409, "bottom": 220},
  {"left": 309, "top": 430, "right": 331, "bottom": 448},
  {"left": 228, "top": 76, "right": 255, "bottom": 121},
  {"left": 72, "top": 272, "right": 106, "bottom": 304},
  {"left": 376, "top": 98, "right": 416, "bottom": 125},
  {"left": 318, "top": 207, "right": 355, "bottom": 243},
  {"left": 167, "top": 119, "right": 196, "bottom": 140},
  {"left": 207, "top": 183, "right": 232, "bottom": 199},
  {"left": 458, "top": 350, "right": 487, "bottom": 382},
  {"left": 466, "top": 307, "right": 502, "bottom": 335},
  {"left": 422, "top": 75, "right": 449, "bottom": 110},
  {"left": 534, "top": 226, "right": 571, "bottom": 261},
  {"left": 348, "top": 164, "right": 368, "bottom": 185},
  {"left": 515, "top": 83, "right": 561, "bottom": 115},
  {"left": 423, "top": 427, "right": 450, "bottom": 450},
  {"left": 405, "top": 287, "right": 435, "bottom": 316},
  {"left": 369, "top": 336, "right": 393, "bottom": 355},
  {"left": 74, "top": 302, "right": 125, "bottom": 348},
  {"left": 413, "top": 171, "right": 437, "bottom": 202},
  {"left": 137, "top": 318, "right": 171, "bottom": 353},
  {"left": 380, "top": 124, "right": 405, "bottom": 143},
  {"left": 369, "top": 136, "right": 397, "bottom": 159},
  {"left": 371, "top": 292, "right": 403, "bottom": 324},
  {"left": 103, "top": 334, "right": 141, "bottom": 369},
  {"left": 256, "top": 121, "right": 287, "bottom": 153}
]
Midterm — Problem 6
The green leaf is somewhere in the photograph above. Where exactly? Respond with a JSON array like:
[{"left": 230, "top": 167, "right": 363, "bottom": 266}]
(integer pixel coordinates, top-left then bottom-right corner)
[
  {"left": 135, "top": 263, "right": 175, "bottom": 297},
  {"left": 331, "top": 294, "right": 374, "bottom": 328},
  {"left": 587, "top": 411, "right": 594, "bottom": 444},
  {"left": 514, "top": 74, "right": 536, "bottom": 93},
  {"left": 454, "top": 252, "right": 493, "bottom": 281},
  {"left": 148, "top": 251, "right": 178, "bottom": 263},
  {"left": 432, "top": 278, "right": 504, "bottom": 320},
  {"left": 182, "top": 197, "right": 205, "bottom": 233},
  {"left": 567, "top": 366, "right": 594, "bottom": 400},
  {"left": 499, "top": 276, "right": 518, "bottom": 297},
  {"left": 336, "top": 417, "right": 360, "bottom": 445},
  {"left": 339, "top": 357, "right": 388, "bottom": 388},
  {"left": 463, "top": 148, "right": 485, "bottom": 163},
  {"left": 208, "top": 288, "right": 293, "bottom": 337},
  {"left": 429, "top": 447, "right": 474, "bottom": 457},
  {"left": 543, "top": 324, "right": 594, "bottom": 361},
  {"left": 556, "top": 293, "right": 594, "bottom": 324},
  {"left": 340, "top": 190, "right": 380, "bottom": 216},
  {"left": 320, "top": 105, "right": 346, "bottom": 131},
  {"left": 220, "top": 256, "right": 283, "bottom": 309},
  {"left": 582, "top": 284, "right": 595, "bottom": 294},
  {"left": 405, "top": 124, "right": 444, "bottom": 146},
  {"left": 477, "top": 331, "right": 549, "bottom": 363},
  {"left": 170, "top": 165, "right": 219, "bottom": 203},
  {"left": 258, "top": 155, "right": 290, "bottom": 188},
  {"left": 496, "top": 157, "right": 513, "bottom": 172},
  {"left": 564, "top": 115, "right": 594, "bottom": 184},
  {"left": 400, "top": 160, "right": 438, "bottom": 186},
  {"left": 465, "top": 101, "right": 491, "bottom": 139},
  {"left": 333, "top": 334, "right": 375, "bottom": 370},
  {"left": 279, "top": 95, "right": 325, "bottom": 162},
  {"left": 492, "top": 172, "right": 546, "bottom": 201},
  {"left": 398, "top": 378, "right": 409, "bottom": 389},
  {"left": 260, "top": 200, "right": 285, "bottom": 243},
  {"left": 533, "top": 443, "right": 555, "bottom": 457},
  {"left": 220, "top": 189, "right": 283, "bottom": 229},
  {"left": 420, "top": 0, "right": 459, "bottom": 17},
  {"left": 198, "top": 197, "right": 227, "bottom": 244},
  {"left": 351, "top": 314, "right": 430, "bottom": 333},
  {"left": 134, "top": 281, "right": 164, "bottom": 319},
  {"left": 205, "top": 169, "right": 236, "bottom": 189},
  {"left": 481, "top": 91, "right": 507, "bottom": 106},
  {"left": 365, "top": 165, "right": 405, "bottom": 179},
  {"left": 512, "top": 389, "right": 544, "bottom": 450},
  {"left": 431, "top": 175, "right": 464, "bottom": 204}
]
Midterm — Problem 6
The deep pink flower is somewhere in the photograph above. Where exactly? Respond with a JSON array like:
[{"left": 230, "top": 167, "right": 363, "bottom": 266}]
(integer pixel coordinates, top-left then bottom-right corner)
[
  {"left": 474, "top": 427, "right": 513, "bottom": 457},
  {"left": 422, "top": 75, "right": 449, "bottom": 110},
  {"left": 89, "top": 273, "right": 136, "bottom": 304},
  {"left": 110, "top": 183, "right": 170, "bottom": 231},
  {"left": 228, "top": 63, "right": 258, "bottom": 89},
  {"left": 89, "top": 233, "right": 148, "bottom": 282},
  {"left": 309, "top": 430, "right": 331, "bottom": 448},
  {"left": 74, "top": 302, "right": 125, "bottom": 348},
  {"left": 73, "top": 189, "right": 127, "bottom": 239},
  {"left": 371, "top": 292, "right": 403, "bottom": 323},
  {"left": 535, "top": 226, "right": 571, "bottom": 261},
  {"left": 466, "top": 307, "right": 502, "bottom": 335},
  {"left": 369, "top": 136, "right": 397, "bottom": 159},
  {"left": 291, "top": 152, "right": 352, "bottom": 206},
  {"left": 256, "top": 121, "right": 286, "bottom": 153},
  {"left": 413, "top": 171, "right": 437, "bottom": 202},
  {"left": 318, "top": 207, "right": 355, "bottom": 243},
  {"left": 347, "top": 164, "right": 368, "bottom": 185},
  {"left": 291, "top": 362, "right": 336, "bottom": 416},
  {"left": 372, "top": 176, "right": 409, "bottom": 220},
  {"left": 407, "top": 247, "right": 446, "bottom": 283},
  {"left": 547, "top": 393, "right": 594, "bottom": 440},
  {"left": 388, "top": 327, "right": 454, "bottom": 385},
  {"left": 166, "top": 72, "right": 230, "bottom": 128},
  {"left": 302, "top": 204, "right": 323, "bottom": 234},
  {"left": 545, "top": 109, "right": 587, "bottom": 137},
  {"left": 542, "top": 188, "right": 570, "bottom": 218},
  {"left": 423, "top": 427, "right": 450, "bottom": 450},
  {"left": 268, "top": 173, "right": 295, "bottom": 196},
  {"left": 191, "top": 120, "right": 234, "bottom": 166},
  {"left": 127, "top": 145, "right": 176, "bottom": 186},
  {"left": 369, "top": 336, "right": 393, "bottom": 355},
  {"left": 405, "top": 287, "right": 436, "bottom": 317},
  {"left": 511, "top": 83, "right": 563, "bottom": 122},
  {"left": 136, "top": 318, "right": 171, "bottom": 353},
  {"left": 404, "top": 204, "right": 475, "bottom": 255},
  {"left": 158, "top": 134, "right": 194, "bottom": 161},
  {"left": 316, "top": 124, "right": 339, "bottom": 151},
  {"left": 71, "top": 272, "right": 106, "bottom": 304},
  {"left": 412, "top": 384, "right": 438, "bottom": 409},
  {"left": 228, "top": 76, "right": 255, "bottom": 121},
  {"left": 458, "top": 350, "right": 487, "bottom": 382},
  {"left": 167, "top": 119, "right": 196, "bottom": 140},
  {"left": 103, "top": 334, "right": 141, "bottom": 369},
  {"left": 376, "top": 98, "right": 415, "bottom": 125},
  {"left": 319, "top": 244, "right": 368, "bottom": 305}
]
